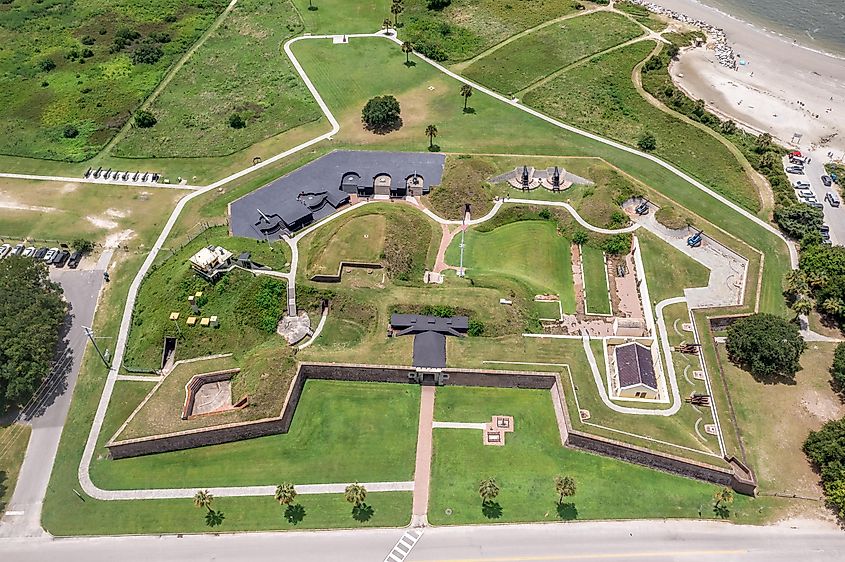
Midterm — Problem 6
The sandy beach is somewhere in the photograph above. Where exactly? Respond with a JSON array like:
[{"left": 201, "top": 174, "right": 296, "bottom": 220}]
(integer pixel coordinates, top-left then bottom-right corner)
[{"left": 644, "top": 0, "right": 845, "bottom": 158}]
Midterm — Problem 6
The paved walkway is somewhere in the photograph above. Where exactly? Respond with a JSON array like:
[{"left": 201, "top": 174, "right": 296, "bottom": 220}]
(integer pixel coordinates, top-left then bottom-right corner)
[
  {"left": 297, "top": 307, "right": 329, "bottom": 350},
  {"left": 411, "top": 386, "right": 435, "bottom": 526},
  {"left": 432, "top": 421, "right": 486, "bottom": 430},
  {"left": 0, "top": 172, "right": 197, "bottom": 190}
]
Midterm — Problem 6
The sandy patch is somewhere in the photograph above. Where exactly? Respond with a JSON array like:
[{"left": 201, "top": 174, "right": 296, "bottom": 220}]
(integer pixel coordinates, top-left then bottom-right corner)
[
  {"left": 800, "top": 388, "right": 844, "bottom": 423},
  {"left": 105, "top": 208, "right": 129, "bottom": 219},
  {"left": 0, "top": 194, "right": 57, "bottom": 213},
  {"left": 60, "top": 183, "right": 79, "bottom": 194},
  {"left": 104, "top": 229, "right": 135, "bottom": 249},
  {"left": 86, "top": 216, "right": 119, "bottom": 229}
]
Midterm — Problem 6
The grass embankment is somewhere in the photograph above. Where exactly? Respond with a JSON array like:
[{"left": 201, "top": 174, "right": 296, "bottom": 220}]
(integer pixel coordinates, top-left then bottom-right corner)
[
  {"left": 293, "top": 0, "right": 390, "bottom": 34},
  {"left": 615, "top": 0, "right": 667, "bottom": 31},
  {"left": 637, "top": 230, "right": 709, "bottom": 303},
  {"left": 0, "top": 178, "right": 181, "bottom": 245},
  {"left": 124, "top": 226, "right": 290, "bottom": 368},
  {"left": 303, "top": 214, "right": 386, "bottom": 277},
  {"left": 114, "top": 0, "right": 320, "bottom": 159},
  {"left": 445, "top": 220, "right": 576, "bottom": 314},
  {"left": 426, "top": 155, "right": 498, "bottom": 220},
  {"left": 462, "top": 11, "right": 642, "bottom": 96},
  {"left": 0, "top": 424, "right": 32, "bottom": 515},
  {"left": 581, "top": 245, "right": 611, "bottom": 315},
  {"left": 0, "top": 0, "right": 228, "bottom": 162},
  {"left": 429, "top": 386, "right": 780, "bottom": 525},
  {"left": 523, "top": 41, "right": 760, "bottom": 213},
  {"left": 654, "top": 204, "right": 691, "bottom": 231}
]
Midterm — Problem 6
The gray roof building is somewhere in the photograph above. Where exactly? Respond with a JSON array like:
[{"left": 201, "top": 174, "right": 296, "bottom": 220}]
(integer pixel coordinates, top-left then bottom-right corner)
[
  {"left": 390, "top": 314, "right": 469, "bottom": 368},
  {"left": 615, "top": 343, "right": 658, "bottom": 390}
]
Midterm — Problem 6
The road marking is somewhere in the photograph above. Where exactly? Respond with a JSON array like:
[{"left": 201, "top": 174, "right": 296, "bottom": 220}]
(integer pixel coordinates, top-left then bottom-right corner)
[
  {"left": 3, "top": 511, "right": 24, "bottom": 516},
  {"left": 414, "top": 550, "right": 747, "bottom": 562},
  {"left": 384, "top": 528, "right": 424, "bottom": 562}
]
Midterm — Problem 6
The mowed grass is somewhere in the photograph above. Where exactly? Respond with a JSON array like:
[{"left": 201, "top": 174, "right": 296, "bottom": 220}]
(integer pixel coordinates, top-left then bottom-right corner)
[
  {"left": 581, "top": 245, "right": 611, "bottom": 315},
  {"left": 0, "top": 178, "right": 182, "bottom": 246},
  {"left": 0, "top": 424, "right": 32, "bottom": 515},
  {"left": 428, "top": 386, "right": 772, "bottom": 525},
  {"left": 91, "top": 380, "right": 420, "bottom": 489},
  {"left": 114, "top": 0, "right": 320, "bottom": 158},
  {"left": 445, "top": 221, "right": 576, "bottom": 313},
  {"left": 637, "top": 230, "right": 709, "bottom": 304},
  {"left": 0, "top": 0, "right": 228, "bottom": 161},
  {"left": 462, "top": 11, "right": 642, "bottom": 95},
  {"left": 523, "top": 41, "right": 761, "bottom": 213},
  {"left": 305, "top": 213, "right": 386, "bottom": 277},
  {"left": 293, "top": 0, "right": 390, "bottom": 34}
]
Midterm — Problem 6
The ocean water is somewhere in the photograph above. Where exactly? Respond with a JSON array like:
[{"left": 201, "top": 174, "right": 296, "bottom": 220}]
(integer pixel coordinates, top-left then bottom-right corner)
[{"left": 700, "top": 0, "right": 845, "bottom": 57}]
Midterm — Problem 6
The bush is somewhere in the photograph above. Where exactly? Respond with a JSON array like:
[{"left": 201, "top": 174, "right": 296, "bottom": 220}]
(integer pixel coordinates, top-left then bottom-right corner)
[
  {"left": 725, "top": 313, "right": 805, "bottom": 381},
  {"left": 804, "top": 418, "right": 845, "bottom": 518},
  {"left": 774, "top": 203, "right": 824, "bottom": 241},
  {"left": 229, "top": 113, "right": 246, "bottom": 129},
  {"left": 602, "top": 233, "right": 631, "bottom": 256},
  {"left": 637, "top": 132, "right": 657, "bottom": 151},
  {"left": 132, "top": 44, "right": 163, "bottom": 65},
  {"left": 39, "top": 59, "right": 56, "bottom": 72},
  {"left": 572, "top": 230, "right": 589, "bottom": 246},
  {"left": 81, "top": 35, "right": 96, "bottom": 45},
  {"left": 72, "top": 238, "right": 94, "bottom": 254},
  {"left": 62, "top": 125, "right": 79, "bottom": 139},
  {"left": 468, "top": 319, "right": 485, "bottom": 336},
  {"left": 362, "top": 95, "right": 401, "bottom": 132},
  {"left": 134, "top": 110, "right": 157, "bottom": 128},
  {"left": 831, "top": 342, "right": 845, "bottom": 392},
  {"left": 426, "top": 0, "right": 451, "bottom": 9},
  {"left": 412, "top": 38, "right": 448, "bottom": 61}
]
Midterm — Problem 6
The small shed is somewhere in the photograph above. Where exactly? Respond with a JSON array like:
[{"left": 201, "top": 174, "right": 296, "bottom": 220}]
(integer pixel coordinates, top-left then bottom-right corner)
[{"left": 615, "top": 342, "right": 658, "bottom": 399}]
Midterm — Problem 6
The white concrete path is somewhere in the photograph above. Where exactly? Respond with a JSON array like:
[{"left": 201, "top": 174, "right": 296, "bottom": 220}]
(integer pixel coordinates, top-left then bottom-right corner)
[
  {"left": 431, "top": 421, "right": 486, "bottom": 430},
  {"left": 507, "top": 198, "right": 641, "bottom": 234},
  {"left": 297, "top": 307, "right": 329, "bottom": 350},
  {"left": 0, "top": 172, "right": 198, "bottom": 190}
]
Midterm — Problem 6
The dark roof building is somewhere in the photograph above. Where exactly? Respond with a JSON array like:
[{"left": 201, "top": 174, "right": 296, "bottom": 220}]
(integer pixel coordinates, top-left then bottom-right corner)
[
  {"left": 390, "top": 314, "right": 469, "bottom": 369},
  {"left": 615, "top": 343, "right": 658, "bottom": 391}
]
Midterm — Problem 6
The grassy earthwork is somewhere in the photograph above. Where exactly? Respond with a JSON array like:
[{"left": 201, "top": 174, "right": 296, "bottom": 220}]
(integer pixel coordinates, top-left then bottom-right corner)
[
  {"left": 581, "top": 245, "right": 611, "bottom": 315},
  {"left": 637, "top": 229, "right": 710, "bottom": 304}
]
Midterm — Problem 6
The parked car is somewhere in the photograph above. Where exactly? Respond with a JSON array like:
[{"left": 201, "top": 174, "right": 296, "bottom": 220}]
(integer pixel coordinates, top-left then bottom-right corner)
[
  {"left": 790, "top": 150, "right": 803, "bottom": 158},
  {"left": 22, "top": 246, "right": 36, "bottom": 257},
  {"left": 786, "top": 166, "right": 805, "bottom": 174},
  {"left": 791, "top": 156, "right": 807, "bottom": 165},
  {"left": 52, "top": 250, "right": 69, "bottom": 268},
  {"left": 822, "top": 175, "right": 833, "bottom": 187},
  {"left": 821, "top": 225, "right": 831, "bottom": 234},
  {"left": 67, "top": 251, "right": 83, "bottom": 269},
  {"left": 794, "top": 181, "right": 811, "bottom": 189},
  {"left": 825, "top": 192, "right": 841, "bottom": 207},
  {"left": 798, "top": 189, "right": 815, "bottom": 199},
  {"left": 43, "top": 248, "right": 59, "bottom": 263},
  {"left": 11, "top": 243, "right": 24, "bottom": 256},
  {"left": 34, "top": 247, "right": 48, "bottom": 260},
  {"left": 809, "top": 202, "right": 824, "bottom": 210},
  {"left": 0, "top": 243, "right": 11, "bottom": 259}
]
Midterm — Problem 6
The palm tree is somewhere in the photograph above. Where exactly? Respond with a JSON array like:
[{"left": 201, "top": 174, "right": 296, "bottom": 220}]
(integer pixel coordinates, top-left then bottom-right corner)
[
  {"left": 382, "top": 18, "right": 392, "bottom": 33},
  {"left": 345, "top": 483, "right": 367, "bottom": 507},
  {"left": 193, "top": 489, "right": 213, "bottom": 512},
  {"left": 402, "top": 41, "right": 413, "bottom": 64},
  {"left": 713, "top": 486, "right": 734, "bottom": 518},
  {"left": 553, "top": 475, "right": 576, "bottom": 504},
  {"left": 425, "top": 124, "right": 438, "bottom": 149},
  {"left": 390, "top": 2, "right": 404, "bottom": 26},
  {"left": 275, "top": 483, "right": 297, "bottom": 506},
  {"left": 806, "top": 270, "right": 828, "bottom": 290},
  {"left": 460, "top": 83, "right": 473, "bottom": 111},
  {"left": 755, "top": 132, "right": 772, "bottom": 153},
  {"left": 822, "top": 297, "right": 844, "bottom": 317},
  {"left": 785, "top": 269, "right": 808, "bottom": 295},
  {"left": 791, "top": 294, "right": 814, "bottom": 317},
  {"left": 478, "top": 477, "right": 500, "bottom": 504}
]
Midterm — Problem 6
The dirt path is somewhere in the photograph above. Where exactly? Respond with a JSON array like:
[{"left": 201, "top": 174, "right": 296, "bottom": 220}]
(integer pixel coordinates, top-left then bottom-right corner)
[
  {"left": 632, "top": 42, "right": 775, "bottom": 217},
  {"left": 433, "top": 223, "right": 461, "bottom": 274},
  {"left": 412, "top": 386, "right": 436, "bottom": 526}
]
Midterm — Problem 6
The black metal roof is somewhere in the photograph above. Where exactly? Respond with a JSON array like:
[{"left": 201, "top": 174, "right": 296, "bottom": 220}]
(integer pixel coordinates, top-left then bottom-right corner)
[
  {"left": 413, "top": 331, "right": 447, "bottom": 369},
  {"left": 390, "top": 314, "right": 469, "bottom": 336},
  {"left": 615, "top": 343, "right": 658, "bottom": 390}
]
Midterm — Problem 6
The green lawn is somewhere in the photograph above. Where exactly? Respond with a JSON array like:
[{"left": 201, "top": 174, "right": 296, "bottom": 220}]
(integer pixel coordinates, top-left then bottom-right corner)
[
  {"left": 523, "top": 41, "right": 761, "bottom": 213},
  {"left": 92, "top": 379, "right": 420, "bottom": 489},
  {"left": 581, "top": 245, "right": 611, "bottom": 315},
  {"left": 293, "top": 0, "right": 390, "bottom": 34},
  {"left": 429, "top": 385, "right": 776, "bottom": 525},
  {"left": 114, "top": 0, "right": 320, "bottom": 158},
  {"left": 0, "top": 424, "right": 31, "bottom": 515},
  {"left": 463, "top": 11, "right": 642, "bottom": 95},
  {"left": 445, "top": 221, "right": 576, "bottom": 314},
  {"left": 0, "top": 0, "right": 228, "bottom": 161},
  {"left": 304, "top": 213, "right": 386, "bottom": 277},
  {"left": 637, "top": 230, "right": 709, "bottom": 304}
]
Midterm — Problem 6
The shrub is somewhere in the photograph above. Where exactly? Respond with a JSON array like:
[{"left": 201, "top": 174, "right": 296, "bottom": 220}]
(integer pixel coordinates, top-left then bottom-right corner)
[
  {"left": 420, "top": 305, "right": 457, "bottom": 317},
  {"left": 229, "top": 113, "right": 246, "bottom": 129},
  {"left": 726, "top": 313, "right": 805, "bottom": 381},
  {"left": 62, "top": 125, "right": 79, "bottom": 139},
  {"left": 72, "top": 238, "right": 94, "bottom": 253},
  {"left": 412, "top": 38, "right": 448, "bottom": 61},
  {"left": 362, "top": 95, "right": 401, "bottom": 132},
  {"left": 602, "top": 233, "right": 631, "bottom": 256},
  {"left": 539, "top": 208, "right": 552, "bottom": 220},
  {"left": 132, "top": 44, "right": 163, "bottom": 65},
  {"left": 804, "top": 418, "right": 845, "bottom": 518},
  {"left": 39, "top": 59, "right": 56, "bottom": 72},
  {"left": 134, "top": 110, "right": 157, "bottom": 128},
  {"left": 637, "top": 132, "right": 657, "bottom": 151},
  {"left": 251, "top": 278, "right": 286, "bottom": 333},
  {"left": 572, "top": 230, "right": 589, "bottom": 246},
  {"left": 774, "top": 203, "right": 823, "bottom": 241},
  {"left": 81, "top": 48, "right": 94, "bottom": 58},
  {"left": 468, "top": 319, "right": 485, "bottom": 336},
  {"left": 426, "top": 0, "right": 451, "bottom": 9},
  {"left": 831, "top": 342, "right": 845, "bottom": 392},
  {"left": 81, "top": 35, "right": 96, "bottom": 45}
]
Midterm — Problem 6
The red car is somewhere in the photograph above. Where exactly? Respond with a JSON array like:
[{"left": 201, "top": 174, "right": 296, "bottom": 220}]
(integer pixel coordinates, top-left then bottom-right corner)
[{"left": 789, "top": 150, "right": 803, "bottom": 158}]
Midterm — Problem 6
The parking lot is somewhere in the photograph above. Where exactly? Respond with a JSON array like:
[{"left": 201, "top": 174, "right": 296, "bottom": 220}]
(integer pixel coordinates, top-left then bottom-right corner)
[
  {"left": 0, "top": 241, "right": 86, "bottom": 269},
  {"left": 783, "top": 151, "right": 844, "bottom": 246}
]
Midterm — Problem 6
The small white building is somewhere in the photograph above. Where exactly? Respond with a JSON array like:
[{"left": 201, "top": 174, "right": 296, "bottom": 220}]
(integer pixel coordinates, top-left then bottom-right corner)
[
  {"left": 614, "top": 342, "right": 659, "bottom": 399},
  {"left": 189, "top": 245, "right": 233, "bottom": 281}
]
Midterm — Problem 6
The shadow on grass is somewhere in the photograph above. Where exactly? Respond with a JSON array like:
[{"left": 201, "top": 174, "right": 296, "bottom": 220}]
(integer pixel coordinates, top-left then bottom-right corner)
[
  {"left": 481, "top": 501, "right": 502, "bottom": 519},
  {"left": 285, "top": 503, "right": 306, "bottom": 525},
  {"left": 713, "top": 504, "right": 731, "bottom": 519},
  {"left": 462, "top": 107, "right": 476, "bottom": 115},
  {"left": 556, "top": 502, "right": 578, "bottom": 520},
  {"left": 404, "top": 61, "right": 417, "bottom": 68},
  {"left": 352, "top": 503, "right": 375, "bottom": 522},
  {"left": 205, "top": 509, "right": 225, "bottom": 527},
  {"left": 428, "top": 144, "right": 441, "bottom": 153}
]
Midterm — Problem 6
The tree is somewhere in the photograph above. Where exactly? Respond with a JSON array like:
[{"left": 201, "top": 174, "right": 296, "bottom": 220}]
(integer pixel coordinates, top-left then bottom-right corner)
[
  {"left": 755, "top": 132, "right": 772, "bottom": 153},
  {"left": 637, "top": 132, "right": 657, "bottom": 151},
  {"left": 830, "top": 342, "right": 845, "bottom": 392},
  {"left": 721, "top": 120, "right": 737, "bottom": 135},
  {"left": 725, "top": 313, "right": 805, "bottom": 381},
  {"left": 193, "top": 490, "right": 214, "bottom": 511},
  {"left": 791, "top": 294, "right": 814, "bottom": 317},
  {"left": 275, "top": 482, "right": 297, "bottom": 506},
  {"left": 383, "top": 18, "right": 392, "bottom": 33},
  {"left": 460, "top": 83, "right": 473, "bottom": 111},
  {"left": 554, "top": 475, "right": 576, "bottom": 504},
  {"left": 774, "top": 203, "right": 823, "bottom": 241},
  {"left": 0, "top": 257, "right": 65, "bottom": 410},
  {"left": 344, "top": 483, "right": 367, "bottom": 507},
  {"left": 758, "top": 151, "right": 776, "bottom": 170},
  {"left": 425, "top": 124, "right": 438, "bottom": 149},
  {"left": 804, "top": 418, "right": 845, "bottom": 518},
  {"left": 131, "top": 44, "right": 163, "bottom": 65},
  {"left": 572, "top": 230, "right": 589, "bottom": 246},
  {"left": 390, "top": 1, "right": 403, "bottom": 26},
  {"left": 72, "top": 238, "right": 94, "bottom": 254},
  {"left": 229, "top": 113, "right": 246, "bottom": 129},
  {"left": 666, "top": 44, "right": 680, "bottom": 59},
  {"left": 63, "top": 124, "right": 79, "bottom": 139},
  {"left": 134, "top": 110, "right": 157, "bottom": 128},
  {"left": 401, "top": 41, "right": 413, "bottom": 64},
  {"left": 822, "top": 297, "right": 845, "bottom": 317},
  {"left": 713, "top": 487, "right": 734, "bottom": 518},
  {"left": 478, "top": 477, "right": 500, "bottom": 504},
  {"left": 362, "top": 95, "right": 401, "bottom": 132}
]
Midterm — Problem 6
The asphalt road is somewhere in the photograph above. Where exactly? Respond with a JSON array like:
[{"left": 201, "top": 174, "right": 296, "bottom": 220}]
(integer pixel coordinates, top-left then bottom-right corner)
[
  {"left": 0, "top": 520, "right": 843, "bottom": 561},
  {"left": 787, "top": 153, "right": 845, "bottom": 245},
  {"left": 0, "top": 263, "right": 105, "bottom": 537}
]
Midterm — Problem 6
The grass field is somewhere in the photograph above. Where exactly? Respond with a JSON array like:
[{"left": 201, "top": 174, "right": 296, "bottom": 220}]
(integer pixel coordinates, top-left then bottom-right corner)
[
  {"left": 0, "top": 424, "right": 31, "bottom": 515},
  {"left": 445, "top": 220, "right": 576, "bottom": 314},
  {"left": 294, "top": 0, "right": 390, "bottom": 34},
  {"left": 114, "top": 0, "right": 320, "bottom": 158},
  {"left": 581, "top": 245, "right": 611, "bottom": 315},
  {"left": 0, "top": 0, "right": 228, "bottom": 161},
  {"left": 428, "top": 386, "right": 777, "bottom": 525},
  {"left": 615, "top": 0, "right": 667, "bottom": 31},
  {"left": 523, "top": 41, "right": 761, "bottom": 213},
  {"left": 304, "top": 213, "right": 386, "bottom": 277},
  {"left": 462, "top": 11, "right": 642, "bottom": 96},
  {"left": 0, "top": 178, "right": 182, "bottom": 246},
  {"left": 637, "top": 230, "right": 709, "bottom": 304}
]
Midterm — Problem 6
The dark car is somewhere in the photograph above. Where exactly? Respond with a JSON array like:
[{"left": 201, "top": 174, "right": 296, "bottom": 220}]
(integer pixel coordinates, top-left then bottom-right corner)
[
  {"left": 34, "top": 247, "right": 48, "bottom": 260},
  {"left": 822, "top": 175, "right": 833, "bottom": 187},
  {"left": 52, "top": 250, "right": 70, "bottom": 268},
  {"left": 67, "top": 251, "right": 83, "bottom": 269}
]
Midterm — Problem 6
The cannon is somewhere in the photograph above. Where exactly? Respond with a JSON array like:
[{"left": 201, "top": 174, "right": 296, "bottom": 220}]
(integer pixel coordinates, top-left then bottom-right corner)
[
  {"left": 635, "top": 199, "right": 650, "bottom": 215},
  {"left": 687, "top": 229, "right": 703, "bottom": 247}
]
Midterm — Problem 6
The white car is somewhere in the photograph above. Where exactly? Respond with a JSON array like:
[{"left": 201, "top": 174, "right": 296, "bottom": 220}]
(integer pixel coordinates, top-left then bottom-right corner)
[
  {"left": 43, "top": 247, "right": 59, "bottom": 263},
  {"left": 0, "top": 243, "right": 10, "bottom": 259},
  {"left": 798, "top": 189, "right": 815, "bottom": 198},
  {"left": 22, "top": 246, "right": 36, "bottom": 257},
  {"left": 794, "top": 181, "right": 811, "bottom": 189},
  {"left": 11, "top": 243, "right": 24, "bottom": 256}
]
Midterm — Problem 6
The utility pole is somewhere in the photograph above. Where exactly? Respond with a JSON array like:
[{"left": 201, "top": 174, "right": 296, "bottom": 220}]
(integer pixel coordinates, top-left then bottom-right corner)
[{"left": 82, "top": 326, "right": 111, "bottom": 369}]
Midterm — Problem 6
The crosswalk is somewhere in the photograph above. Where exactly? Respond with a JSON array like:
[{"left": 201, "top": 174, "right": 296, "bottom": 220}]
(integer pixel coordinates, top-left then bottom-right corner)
[{"left": 383, "top": 528, "right": 423, "bottom": 562}]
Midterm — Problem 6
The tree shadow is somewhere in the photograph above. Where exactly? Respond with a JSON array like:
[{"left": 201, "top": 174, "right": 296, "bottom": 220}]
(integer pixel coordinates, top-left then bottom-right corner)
[
  {"left": 307, "top": 5, "right": 318, "bottom": 11},
  {"left": 0, "top": 471, "right": 8, "bottom": 512},
  {"left": 365, "top": 117, "right": 403, "bottom": 135},
  {"left": 205, "top": 509, "right": 225, "bottom": 527},
  {"left": 428, "top": 144, "right": 441, "bottom": 152},
  {"left": 713, "top": 504, "right": 731, "bottom": 519},
  {"left": 404, "top": 60, "right": 416, "bottom": 68},
  {"left": 556, "top": 502, "right": 577, "bottom": 520},
  {"left": 481, "top": 501, "right": 502, "bottom": 519},
  {"left": 284, "top": 503, "right": 306, "bottom": 525},
  {"left": 462, "top": 107, "right": 476, "bottom": 114},
  {"left": 352, "top": 503, "right": 374, "bottom": 522},
  {"left": 22, "top": 301, "right": 74, "bottom": 419}
]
